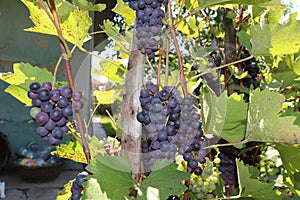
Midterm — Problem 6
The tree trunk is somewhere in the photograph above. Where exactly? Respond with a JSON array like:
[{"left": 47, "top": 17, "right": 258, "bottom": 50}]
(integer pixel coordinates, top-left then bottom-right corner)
[{"left": 121, "top": 29, "right": 145, "bottom": 182}]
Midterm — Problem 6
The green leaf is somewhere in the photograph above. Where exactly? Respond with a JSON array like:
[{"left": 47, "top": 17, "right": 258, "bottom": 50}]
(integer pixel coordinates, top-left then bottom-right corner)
[
  {"left": 236, "top": 159, "right": 281, "bottom": 199},
  {"left": 250, "top": 23, "right": 272, "bottom": 56},
  {"left": 4, "top": 85, "right": 31, "bottom": 106},
  {"left": 86, "top": 156, "right": 135, "bottom": 200},
  {"left": 21, "top": 0, "right": 92, "bottom": 48},
  {"left": 275, "top": 144, "right": 300, "bottom": 189},
  {"left": 139, "top": 159, "right": 189, "bottom": 200},
  {"left": 220, "top": 93, "right": 248, "bottom": 145},
  {"left": 269, "top": 12, "right": 300, "bottom": 55},
  {"left": 293, "top": 56, "right": 300, "bottom": 75},
  {"left": 112, "top": 0, "right": 135, "bottom": 26},
  {"left": 197, "top": 0, "right": 230, "bottom": 8},
  {"left": 82, "top": 177, "right": 110, "bottom": 200},
  {"left": 246, "top": 89, "right": 300, "bottom": 143},
  {"left": 94, "top": 59, "right": 125, "bottom": 84},
  {"left": 237, "top": 30, "right": 252, "bottom": 52},
  {"left": 103, "top": 20, "right": 131, "bottom": 55},
  {"left": 272, "top": 58, "right": 298, "bottom": 87},
  {"left": 93, "top": 90, "right": 122, "bottom": 104}
]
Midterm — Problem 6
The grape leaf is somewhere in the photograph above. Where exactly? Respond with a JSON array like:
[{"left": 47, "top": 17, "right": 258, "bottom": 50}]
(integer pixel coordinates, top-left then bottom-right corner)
[
  {"left": 236, "top": 159, "right": 281, "bottom": 199},
  {"left": 0, "top": 62, "right": 53, "bottom": 106},
  {"left": 112, "top": 0, "right": 135, "bottom": 26},
  {"left": 197, "top": 0, "right": 230, "bottom": 8},
  {"left": 73, "top": 0, "right": 106, "bottom": 12},
  {"left": 93, "top": 59, "right": 125, "bottom": 84},
  {"left": 269, "top": 12, "right": 300, "bottom": 55},
  {"left": 275, "top": 144, "right": 300, "bottom": 190},
  {"left": 294, "top": 56, "right": 300, "bottom": 75},
  {"left": 85, "top": 155, "right": 134, "bottom": 200},
  {"left": 272, "top": 58, "right": 298, "bottom": 87},
  {"left": 246, "top": 89, "right": 300, "bottom": 143},
  {"left": 21, "top": 0, "right": 92, "bottom": 48},
  {"left": 56, "top": 179, "right": 73, "bottom": 200},
  {"left": 138, "top": 159, "right": 189, "bottom": 200},
  {"left": 82, "top": 177, "right": 110, "bottom": 200},
  {"left": 250, "top": 23, "right": 272, "bottom": 56},
  {"left": 236, "top": 30, "right": 252, "bottom": 52},
  {"left": 200, "top": 88, "right": 247, "bottom": 146},
  {"left": 93, "top": 90, "right": 122, "bottom": 105}
]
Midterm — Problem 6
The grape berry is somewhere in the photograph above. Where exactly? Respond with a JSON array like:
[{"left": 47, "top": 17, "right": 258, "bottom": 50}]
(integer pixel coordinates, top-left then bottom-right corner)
[
  {"left": 28, "top": 82, "right": 83, "bottom": 145},
  {"left": 69, "top": 171, "right": 88, "bottom": 200}
]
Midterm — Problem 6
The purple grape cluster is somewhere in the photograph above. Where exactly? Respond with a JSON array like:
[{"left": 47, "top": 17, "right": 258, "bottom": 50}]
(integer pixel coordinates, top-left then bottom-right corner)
[
  {"left": 70, "top": 171, "right": 88, "bottom": 200},
  {"left": 123, "top": 0, "right": 168, "bottom": 58},
  {"left": 217, "top": 153, "right": 237, "bottom": 186},
  {"left": 137, "top": 81, "right": 205, "bottom": 173},
  {"left": 28, "top": 81, "right": 83, "bottom": 145}
]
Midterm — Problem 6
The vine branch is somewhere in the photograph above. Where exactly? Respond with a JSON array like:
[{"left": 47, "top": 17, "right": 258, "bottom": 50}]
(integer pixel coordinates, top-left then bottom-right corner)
[
  {"left": 40, "top": 0, "right": 91, "bottom": 163},
  {"left": 168, "top": 3, "right": 188, "bottom": 97}
]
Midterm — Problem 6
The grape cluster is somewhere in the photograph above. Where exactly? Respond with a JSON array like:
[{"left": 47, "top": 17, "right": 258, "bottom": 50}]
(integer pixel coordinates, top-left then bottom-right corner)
[
  {"left": 69, "top": 171, "right": 88, "bottom": 200},
  {"left": 28, "top": 82, "right": 83, "bottom": 145},
  {"left": 240, "top": 50, "right": 260, "bottom": 89},
  {"left": 137, "top": 81, "right": 206, "bottom": 173},
  {"left": 123, "top": 0, "right": 168, "bottom": 58},
  {"left": 137, "top": 81, "right": 182, "bottom": 171},
  {"left": 217, "top": 153, "right": 237, "bottom": 186},
  {"left": 187, "top": 159, "right": 219, "bottom": 200}
]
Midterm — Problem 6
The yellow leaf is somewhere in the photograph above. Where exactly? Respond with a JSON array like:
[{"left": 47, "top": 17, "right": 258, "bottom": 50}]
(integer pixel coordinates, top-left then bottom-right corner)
[
  {"left": 93, "top": 90, "right": 122, "bottom": 105},
  {"left": 112, "top": 0, "right": 135, "bottom": 26},
  {"left": 5, "top": 85, "right": 31, "bottom": 106}
]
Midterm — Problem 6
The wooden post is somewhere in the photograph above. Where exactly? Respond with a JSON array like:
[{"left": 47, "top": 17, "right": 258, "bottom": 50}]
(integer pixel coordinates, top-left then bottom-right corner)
[{"left": 121, "top": 28, "right": 145, "bottom": 182}]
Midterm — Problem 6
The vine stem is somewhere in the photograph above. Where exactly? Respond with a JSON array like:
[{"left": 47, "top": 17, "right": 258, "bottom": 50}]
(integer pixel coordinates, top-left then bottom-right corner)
[
  {"left": 168, "top": 3, "right": 188, "bottom": 97},
  {"left": 41, "top": 0, "right": 91, "bottom": 163}
]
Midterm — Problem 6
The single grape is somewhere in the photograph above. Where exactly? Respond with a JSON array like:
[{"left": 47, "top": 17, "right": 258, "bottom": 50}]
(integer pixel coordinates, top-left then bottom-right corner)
[
  {"left": 57, "top": 97, "right": 69, "bottom": 108},
  {"left": 32, "top": 97, "right": 42, "bottom": 107},
  {"left": 55, "top": 116, "right": 67, "bottom": 127},
  {"left": 38, "top": 88, "right": 50, "bottom": 101},
  {"left": 37, "top": 126, "right": 49, "bottom": 137},
  {"left": 40, "top": 101, "right": 54, "bottom": 113},
  {"left": 60, "top": 125, "right": 69, "bottom": 133},
  {"left": 48, "top": 134, "right": 61, "bottom": 145},
  {"left": 157, "top": 130, "right": 168, "bottom": 141},
  {"left": 50, "top": 109, "right": 63, "bottom": 121},
  {"left": 50, "top": 89, "right": 61, "bottom": 102},
  {"left": 28, "top": 91, "right": 38, "bottom": 99},
  {"left": 42, "top": 81, "right": 52, "bottom": 90},
  {"left": 188, "top": 159, "right": 199, "bottom": 169},
  {"left": 72, "top": 90, "right": 83, "bottom": 101},
  {"left": 29, "top": 82, "right": 41, "bottom": 92},
  {"left": 73, "top": 100, "right": 83, "bottom": 111},
  {"left": 137, "top": 112, "right": 145, "bottom": 123},
  {"left": 194, "top": 167, "right": 203, "bottom": 176},
  {"left": 59, "top": 86, "right": 73, "bottom": 98},
  {"left": 52, "top": 127, "right": 63, "bottom": 139},
  {"left": 36, "top": 112, "right": 49, "bottom": 125},
  {"left": 140, "top": 89, "right": 150, "bottom": 98},
  {"left": 183, "top": 152, "right": 193, "bottom": 162},
  {"left": 44, "top": 119, "right": 56, "bottom": 131},
  {"left": 62, "top": 106, "right": 73, "bottom": 117}
]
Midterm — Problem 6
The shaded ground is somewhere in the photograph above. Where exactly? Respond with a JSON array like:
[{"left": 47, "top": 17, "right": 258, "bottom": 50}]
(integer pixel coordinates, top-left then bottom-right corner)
[{"left": 0, "top": 170, "right": 80, "bottom": 200}]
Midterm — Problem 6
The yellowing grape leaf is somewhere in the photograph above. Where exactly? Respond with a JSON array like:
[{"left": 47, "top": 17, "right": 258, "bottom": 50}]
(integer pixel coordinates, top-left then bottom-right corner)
[
  {"left": 93, "top": 90, "right": 122, "bottom": 105},
  {"left": 95, "top": 59, "right": 125, "bottom": 84},
  {"left": 73, "top": 0, "right": 106, "bottom": 12},
  {"left": 5, "top": 85, "right": 31, "bottom": 106},
  {"left": 112, "top": 0, "right": 135, "bottom": 26},
  {"left": 82, "top": 177, "right": 110, "bottom": 200},
  {"left": 56, "top": 179, "right": 73, "bottom": 200},
  {"left": 21, "top": 0, "right": 92, "bottom": 48},
  {"left": 246, "top": 89, "right": 300, "bottom": 144}
]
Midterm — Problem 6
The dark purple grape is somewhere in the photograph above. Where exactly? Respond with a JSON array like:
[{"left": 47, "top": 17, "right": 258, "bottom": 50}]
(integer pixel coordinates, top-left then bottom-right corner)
[
  {"left": 144, "top": 7, "right": 153, "bottom": 15},
  {"left": 38, "top": 88, "right": 50, "bottom": 101},
  {"left": 159, "top": 89, "right": 170, "bottom": 101},
  {"left": 56, "top": 116, "right": 67, "bottom": 127},
  {"left": 150, "top": 140, "right": 160, "bottom": 150},
  {"left": 62, "top": 106, "right": 73, "bottom": 117},
  {"left": 140, "top": 89, "right": 150, "bottom": 98},
  {"left": 183, "top": 152, "right": 193, "bottom": 162},
  {"left": 137, "top": 0, "right": 145, "bottom": 9},
  {"left": 73, "top": 100, "right": 83, "bottom": 111},
  {"left": 137, "top": 112, "right": 145, "bottom": 123},
  {"left": 42, "top": 81, "right": 52, "bottom": 91},
  {"left": 72, "top": 90, "right": 83, "bottom": 101},
  {"left": 191, "top": 141, "right": 201, "bottom": 151},
  {"left": 50, "top": 109, "right": 63, "bottom": 121},
  {"left": 194, "top": 167, "right": 203, "bottom": 175},
  {"left": 157, "top": 130, "right": 167, "bottom": 141},
  {"left": 145, "top": 0, "right": 153, "bottom": 4},
  {"left": 151, "top": 0, "right": 159, "bottom": 8},
  {"left": 52, "top": 127, "right": 63, "bottom": 139},
  {"left": 48, "top": 134, "right": 61, "bottom": 145},
  {"left": 32, "top": 98, "right": 42, "bottom": 107},
  {"left": 50, "top": 89, "right": 60, "bottom": 102},
  {"left": 28, "top": 91, "right": 38, "bottom": 99},
  {"left": 60, "top": 126, "right": 69, "bottom": 133},
  {"left": 29, "top": 82, "right": 41, "bottom": 92},
  {"left": 58, "top": 97, "right": 69, "bottom": 108},
  {"left": 166, "top": 124, "right": 176, "bottom": 136},
  {"left": 44, "top": 119, "right": 56, "bottom": 131},
  {"left": 188, "top": 159, "right": 198, "bottom": 169},
  {"left": 36, "top": 112, "right": 49, "bottom": 125},
  {"left": 37, "top": 126, "right": 49, "bottom": 137},
  {"left": 199, "top": 157, "right": 206, "bottom": 164},
  {"left": 40, "top": 101, "right": 54, "bottom": 113},
  {"left": 59, "top": 86, "right": 73, "bottom": 98}
]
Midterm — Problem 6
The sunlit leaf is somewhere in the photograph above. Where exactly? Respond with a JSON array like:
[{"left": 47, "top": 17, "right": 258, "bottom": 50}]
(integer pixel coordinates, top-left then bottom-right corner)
[
  {"left": 112, "top": 0, "right": 135, "bottom": 26},
  {"left": 82, "top": 177, "right": 110, "bottom": 200},
  {"left": 56, "top": 179, "right": 73, "bottom": 200},
  {"left": 93, "top": 90, "right": 122, "bottom": 105},
  {"left": 246, "top": 89, "right": 300, "bottom": 143}
]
